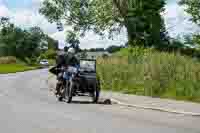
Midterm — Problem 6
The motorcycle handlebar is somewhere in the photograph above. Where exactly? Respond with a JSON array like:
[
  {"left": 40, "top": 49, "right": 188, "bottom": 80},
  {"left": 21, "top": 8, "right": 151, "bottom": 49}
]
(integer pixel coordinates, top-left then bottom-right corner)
[{"left": 56, "top": 66, "right": 80, "bottom": 73}]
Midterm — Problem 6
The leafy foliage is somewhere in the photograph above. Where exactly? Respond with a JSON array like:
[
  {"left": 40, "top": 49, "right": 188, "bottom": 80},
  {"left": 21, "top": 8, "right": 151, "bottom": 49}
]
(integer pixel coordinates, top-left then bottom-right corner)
[
  {"left": 86, "top": 48, "right": 105, "bottom": 52},
  {"left": 39, "top": 0, "right": 167, "bottom": 47},
  {"left": 79, "top": 50, "right": 88, "bottom": 58},
  {"left": 106, "top": 45, "right": 124, "bottom": 53},
  {"left": 179, "top": 0, "right": 200, "bottom": 26},
  {"left": 178, "top": 0, "right": 200, "bottom": 48},
  {"left": 42, "top": 49, "right": 57, "bottom": 59},
  {"left": 192, "top": 34, "right": 200, "bottom": 46},
  {"left": 0, "top": 17, "right": 58, "bottom": 63},
  {"left": 65, "top": 30, "right": 81, "bottom": 52}
]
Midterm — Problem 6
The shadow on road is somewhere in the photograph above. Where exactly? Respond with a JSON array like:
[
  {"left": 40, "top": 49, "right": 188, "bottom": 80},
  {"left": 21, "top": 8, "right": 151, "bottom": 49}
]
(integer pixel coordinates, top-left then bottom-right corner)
[{"left": 65, "top": 99, "right": 112, "bottom": 105}]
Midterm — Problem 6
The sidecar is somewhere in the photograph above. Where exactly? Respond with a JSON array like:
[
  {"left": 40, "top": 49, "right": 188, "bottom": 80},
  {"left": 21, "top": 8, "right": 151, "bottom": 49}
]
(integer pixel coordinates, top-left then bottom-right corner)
[{"left": 74, "top": 59, "right": 101, "bottom": 103}]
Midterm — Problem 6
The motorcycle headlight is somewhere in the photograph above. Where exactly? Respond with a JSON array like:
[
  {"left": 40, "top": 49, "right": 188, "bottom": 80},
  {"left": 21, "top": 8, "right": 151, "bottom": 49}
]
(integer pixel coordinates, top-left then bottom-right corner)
[
  {"left": 58, "top": 73, "right": 63, "bottom": 77},
  {"left": 68, "top": 66, "right": 78, "bottom": 73}
]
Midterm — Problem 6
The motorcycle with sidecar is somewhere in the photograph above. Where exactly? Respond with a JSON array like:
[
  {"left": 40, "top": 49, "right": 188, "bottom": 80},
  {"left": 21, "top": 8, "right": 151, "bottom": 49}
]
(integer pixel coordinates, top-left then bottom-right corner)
[{"left": 50, "top": 59, "right": 101, "bottom": 103}]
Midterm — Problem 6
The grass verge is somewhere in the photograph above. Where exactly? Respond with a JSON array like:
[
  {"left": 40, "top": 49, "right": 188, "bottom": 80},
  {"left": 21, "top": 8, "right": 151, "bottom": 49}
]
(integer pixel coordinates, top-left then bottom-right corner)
[
  {"left": 97, "top": 47, "right": 200, "bottom": 103},
  {"left": 0, "top": 64, "right": 41, "bottom": 74}
]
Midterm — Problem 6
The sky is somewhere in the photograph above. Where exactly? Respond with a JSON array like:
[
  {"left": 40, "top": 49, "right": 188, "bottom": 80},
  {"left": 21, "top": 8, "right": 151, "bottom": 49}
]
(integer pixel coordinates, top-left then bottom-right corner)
[{"left": 0, "top": 0, "right": 199, "bottom": 49}]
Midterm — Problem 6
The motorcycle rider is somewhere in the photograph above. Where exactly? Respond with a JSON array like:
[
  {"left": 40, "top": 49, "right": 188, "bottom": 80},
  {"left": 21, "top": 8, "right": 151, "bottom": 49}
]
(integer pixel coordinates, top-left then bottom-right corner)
[{"left": 50, "top": 47, "right": 80, "bottom": 96}]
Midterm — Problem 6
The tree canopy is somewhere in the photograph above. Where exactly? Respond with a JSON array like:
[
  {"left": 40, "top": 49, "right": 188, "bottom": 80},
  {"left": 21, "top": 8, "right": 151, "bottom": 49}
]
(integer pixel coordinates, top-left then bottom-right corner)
[
  {"left": 106, "top": 45, "right": 124, "bottom": 53},
  {"left": 65, "top": 30, "right": 81, "bottom": 52},
  {"left": 39, "top": 0, "right": 167, "bottom": 47},
  {"left": 179, "top": 0, "right": 200, "bottom": 26},
  {"left": 0, "top": 17, "right": 58, "bottom": 62},
  {"left": 179, "top": 0, "right": 200, "bottom": 46}
]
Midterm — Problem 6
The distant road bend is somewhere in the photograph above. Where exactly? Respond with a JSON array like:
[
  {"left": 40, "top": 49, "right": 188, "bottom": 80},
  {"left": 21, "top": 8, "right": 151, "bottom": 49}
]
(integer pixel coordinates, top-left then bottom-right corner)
[{"left": 0, "top": 69, "right": 200, "bottom": 133}]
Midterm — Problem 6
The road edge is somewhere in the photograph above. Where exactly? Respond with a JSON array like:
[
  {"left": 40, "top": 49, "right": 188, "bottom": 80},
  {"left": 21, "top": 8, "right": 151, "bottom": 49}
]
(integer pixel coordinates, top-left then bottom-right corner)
[{"left": 111, "top": 98, "right": 200, "bottom": 116}]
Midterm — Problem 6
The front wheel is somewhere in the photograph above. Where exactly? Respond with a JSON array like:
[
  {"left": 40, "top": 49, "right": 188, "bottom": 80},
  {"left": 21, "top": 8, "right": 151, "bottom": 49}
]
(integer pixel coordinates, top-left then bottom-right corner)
[
  {"left": 57, "top": 83, "right": 65, "bottom": 102},
  {"left": 65, "top": 80, "right": 74, "bottom": 103}
]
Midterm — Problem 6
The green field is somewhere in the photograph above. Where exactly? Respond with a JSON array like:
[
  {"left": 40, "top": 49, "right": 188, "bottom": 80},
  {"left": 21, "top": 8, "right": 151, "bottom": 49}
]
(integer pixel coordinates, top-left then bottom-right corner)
[
  {"left": 0, "top": 64, "right": 39, "bottom": 74},
  {"left": 97, "top": 47, "right": 200, "bottom": 103}
]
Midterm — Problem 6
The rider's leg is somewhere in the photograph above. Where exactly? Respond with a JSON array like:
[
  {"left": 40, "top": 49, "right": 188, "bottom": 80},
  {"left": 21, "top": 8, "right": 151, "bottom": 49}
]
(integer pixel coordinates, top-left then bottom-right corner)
[
  {"left": 55, "top": 81, "right": 62, "bottom": 95},
  {"left": 55, "top": 72, "right": 63, "bottom": 95}
]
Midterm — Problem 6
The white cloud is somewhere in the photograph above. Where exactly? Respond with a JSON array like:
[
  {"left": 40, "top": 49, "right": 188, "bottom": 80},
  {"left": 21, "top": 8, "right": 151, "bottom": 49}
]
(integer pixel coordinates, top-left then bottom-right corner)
[
  {"left": 50, "top": 29, "right": 127, "bottom": 49},
  {"left": 0, "top": 4, "right": 10, "bottom": 17},
  {"left": 79, "top": 30, "right": 127, "bottom": 49},
  {"left": 51, "top": 31, "right": 65, "bottom": 41},
  {"left": 164, "top": 1, "right": 200, "bottom": 37},
  {"left": 0, "top": 0, "right": 67, "bottom": 48},
  {"left": 0, "top": 0, "right": 57, "bottom": 34},
  {"left": 11, "top": 9, "right": 57, "bottom": 34}
]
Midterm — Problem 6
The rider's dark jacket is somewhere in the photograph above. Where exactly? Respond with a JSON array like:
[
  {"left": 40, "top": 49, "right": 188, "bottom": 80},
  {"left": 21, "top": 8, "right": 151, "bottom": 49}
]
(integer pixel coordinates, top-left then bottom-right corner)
[
  {"left": 49, "top": 52, "right": 79, "bottom": 76},
  {"left": 56, "top": 53, "right": 79, "bottom": 68}
]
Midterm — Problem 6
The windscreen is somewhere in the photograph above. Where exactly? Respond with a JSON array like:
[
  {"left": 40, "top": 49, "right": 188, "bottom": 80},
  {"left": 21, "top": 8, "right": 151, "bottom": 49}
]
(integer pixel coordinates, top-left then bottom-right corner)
[{"left": 80, "top": 60, "right": 96, "bottom": 72}]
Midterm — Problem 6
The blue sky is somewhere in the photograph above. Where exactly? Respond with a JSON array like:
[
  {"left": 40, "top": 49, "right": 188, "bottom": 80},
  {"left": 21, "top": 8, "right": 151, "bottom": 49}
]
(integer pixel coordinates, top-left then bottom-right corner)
[
  {"left": 3, "top": 0, "right": 32, "bottom": 9},
  {"left": 0, "top": 0, "right": 199, "bottom": 49},
  {"left": 5, "top": 0, "right": 175, "bottom": 7}
]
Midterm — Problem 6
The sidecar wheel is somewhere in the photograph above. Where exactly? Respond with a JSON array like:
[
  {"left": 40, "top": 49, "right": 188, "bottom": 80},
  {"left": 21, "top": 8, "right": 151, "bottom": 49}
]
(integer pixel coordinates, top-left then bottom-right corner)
[{"left": 92, "top": 80, "right": 100, "bottom": 103}]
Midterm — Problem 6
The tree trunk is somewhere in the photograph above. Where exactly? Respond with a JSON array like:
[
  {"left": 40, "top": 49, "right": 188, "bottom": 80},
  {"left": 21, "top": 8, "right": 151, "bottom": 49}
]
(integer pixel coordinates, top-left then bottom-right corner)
[{"left": 124, "top": 17, "right": 134, "bottom": 46}]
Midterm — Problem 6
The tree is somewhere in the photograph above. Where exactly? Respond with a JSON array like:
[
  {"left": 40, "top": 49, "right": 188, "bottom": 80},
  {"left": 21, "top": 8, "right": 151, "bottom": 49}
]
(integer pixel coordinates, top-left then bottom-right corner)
[
  {"left": 0, "top": 17, "right": 10, "bottom": 29},
  {"left": 0, "top": 18, "right": 55, "bottom": 62},
  {"left": 48, "top": 38, "right": 59, "bottom": 50},
  {"left": 80, "top": 50, "right": 88, "bottom": 58},
  {"left": 192, "top": 34, "right": 200, "bottom": 46},
  {"left": 179, "top": 0, "right": 200, "bottom": 47},
  {"left": 106, "top": 45, "right": 123, "bottom": 53},
  {"left": 183, "top": 34, "right": 194, "bottom": 45},
  {"left": 87, "top": 48, "right": 105, "bottom": 52},
  {"left": 43, "top": 49, "right": 57, "bottom": 59},
  {"left": 43, "top": 34, "right": 59, "bottom": 50},
  {"left": 179, "top": 0, "right": 200, "bottom": 26},
  {"left": 64, "top": 46, "right": 69, "bottom": 52},
  {"left": 39, "top": 0, "right": 166, "bottom": 47},
  {"left": 23, "top": 26, "right": 47, "bottom": 60},
  {"left": 0, "top": 18, "right": 22, "bottom": 56},
  {"left": 66, "top": 30, "right": 81, "bottom": 52}
]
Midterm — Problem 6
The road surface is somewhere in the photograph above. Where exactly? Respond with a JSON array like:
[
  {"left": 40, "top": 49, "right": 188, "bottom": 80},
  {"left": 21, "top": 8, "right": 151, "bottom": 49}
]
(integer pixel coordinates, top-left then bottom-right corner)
[{"left": 0, "top": 69, "right": 200, "bottom": 133}]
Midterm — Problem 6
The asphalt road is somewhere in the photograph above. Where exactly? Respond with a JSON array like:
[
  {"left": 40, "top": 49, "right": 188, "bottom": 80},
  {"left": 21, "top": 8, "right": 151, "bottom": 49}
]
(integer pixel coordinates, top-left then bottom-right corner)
[{"left": 0, "top": 69, "right": 200, "bottom": 133}]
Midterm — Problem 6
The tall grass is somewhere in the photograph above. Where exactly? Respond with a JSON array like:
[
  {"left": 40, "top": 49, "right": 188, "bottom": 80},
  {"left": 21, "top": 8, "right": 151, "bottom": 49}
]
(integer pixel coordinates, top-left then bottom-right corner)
[
  {"left": 0, "top": 56, "right": 41, "bottom": 73},
  {"left": 97, "top": 47, "right": 200, "bottom": 102},
  {"left": 0, "top": 56, "right": 17, "bottom": 64}
]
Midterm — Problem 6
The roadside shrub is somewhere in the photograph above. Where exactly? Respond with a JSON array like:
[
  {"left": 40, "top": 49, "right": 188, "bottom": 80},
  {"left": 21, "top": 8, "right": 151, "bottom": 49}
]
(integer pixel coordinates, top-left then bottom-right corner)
[
  {"left": 24, "top": 57, "right": 38, "bottom": 66},
  {"left": 48, "top": 59, "right": 56, "bottom": 65},
  {"left": 43, "top": 49, "right": 57, "bottom": 59},
  {"left": 0, "top": 56, "right": 17, "bottom": 64}
]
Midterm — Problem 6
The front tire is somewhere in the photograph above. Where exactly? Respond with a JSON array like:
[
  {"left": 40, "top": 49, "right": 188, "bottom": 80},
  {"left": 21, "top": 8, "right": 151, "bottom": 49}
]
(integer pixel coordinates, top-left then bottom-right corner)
[
  {"left": 57, "top": 83, "right": 65, "bottom": 102},
  {"left": 65, "top": 80, "right": 74, "bottom": 103},
  {"left": 58, "top": 96, "right": 63, "bottom": 102}
]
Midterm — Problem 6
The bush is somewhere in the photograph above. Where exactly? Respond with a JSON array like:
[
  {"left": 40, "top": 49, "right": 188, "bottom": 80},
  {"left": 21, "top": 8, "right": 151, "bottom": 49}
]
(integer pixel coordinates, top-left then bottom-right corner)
[
  {"left": 97, "top": 47, "right": 200, "bottom": 102},
  {"left": 24, "top": 57, "right": 38, "bottom": 66},
  {"left": 0, "top": 56, "right": 17, "bottom": 64},
  {"left": 43, "top": 49, "right": 57, "bottom": 59},
  {"left": 48, "top": 59, "right": 55, "bottom": 66}
]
